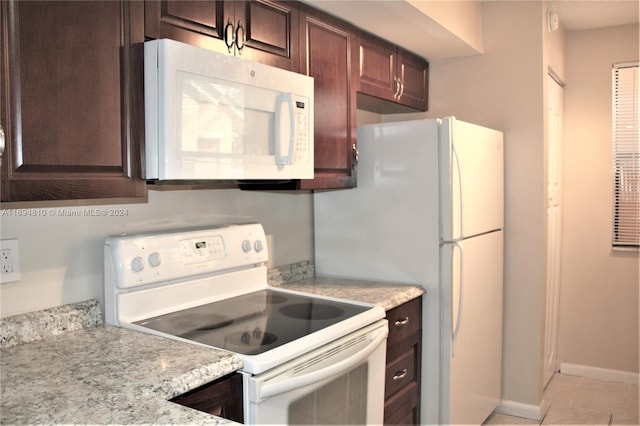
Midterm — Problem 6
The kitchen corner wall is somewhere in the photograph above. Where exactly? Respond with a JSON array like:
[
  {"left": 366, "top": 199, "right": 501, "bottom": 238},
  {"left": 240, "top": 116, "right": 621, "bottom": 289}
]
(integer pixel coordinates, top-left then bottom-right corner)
[
  {"left": 560, "top": 24, "right": 639, "bottom": 375},
  {"left": 0, "top": 188, "right": 313, "bottom": 317}
]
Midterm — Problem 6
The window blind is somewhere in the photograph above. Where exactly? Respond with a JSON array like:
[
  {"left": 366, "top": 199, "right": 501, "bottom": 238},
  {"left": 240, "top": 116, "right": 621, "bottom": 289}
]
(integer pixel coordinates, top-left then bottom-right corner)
[{"left": 612, "top": 62, "right": 640, "bottom": 247}]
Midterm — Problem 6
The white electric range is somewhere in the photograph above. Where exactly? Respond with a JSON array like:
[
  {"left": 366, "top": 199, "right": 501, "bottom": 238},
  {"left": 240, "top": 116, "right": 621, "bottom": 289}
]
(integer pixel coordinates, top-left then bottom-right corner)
[{"left": 104, "top": 223, "right": 387, "bottom": 424}]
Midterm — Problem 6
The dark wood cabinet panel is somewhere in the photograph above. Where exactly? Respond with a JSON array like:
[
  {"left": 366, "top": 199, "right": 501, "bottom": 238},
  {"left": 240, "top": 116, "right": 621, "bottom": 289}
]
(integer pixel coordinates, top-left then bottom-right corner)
[
  {"left": 397, "top": 47, "right": 429, "bottom": 111},
  {"left": 384, "top": 383, "right": 421, "bottom": 425},
  {"left": 240, "top": 0, "right": 299, "bottom": 70},
  {"left": 170, "top": 373, "right": 243, "bottom": 423},
  {"left": 299, "top": 5, "right": 357, "bottom": 190},
  {"left": 358, "top": 34, "right": 397, "bottom": 101},
  {"left": 144, "top": 0, "right": 228, "bottom": 52},
  {"left": 145, "top": 0, "right": 299, "bottom": 71},
  {"left": 384, "top": 297, "right": 423, "bottom": 425},
  {"left": 357, "top": 31, "right": 428, "bottom": 113},
  {"left": 0, "top": 0, "right": 146, "bottom": 201}
]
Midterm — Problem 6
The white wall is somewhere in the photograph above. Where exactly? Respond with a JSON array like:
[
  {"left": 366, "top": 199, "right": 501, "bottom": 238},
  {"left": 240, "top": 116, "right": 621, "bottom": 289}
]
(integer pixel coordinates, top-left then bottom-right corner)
[
  {"left": 559, "top": 24, "right": 639, "bottom": 374},
  {"left": 0, "top": 188, "right": 313, "bottom": 317}
]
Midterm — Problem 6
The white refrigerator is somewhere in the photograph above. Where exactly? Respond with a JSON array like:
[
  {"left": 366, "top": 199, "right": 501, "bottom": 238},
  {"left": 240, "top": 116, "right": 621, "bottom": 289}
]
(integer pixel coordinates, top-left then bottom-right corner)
[{"left": 313, "top": 117, "right": 504, "bottom": 425}]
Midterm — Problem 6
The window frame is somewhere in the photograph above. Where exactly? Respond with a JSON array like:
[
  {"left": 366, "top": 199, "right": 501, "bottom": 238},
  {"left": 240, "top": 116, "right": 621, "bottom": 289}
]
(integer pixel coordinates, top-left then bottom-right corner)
[{"left": 611, "top": 62, "right": 640, "bottom": 248}]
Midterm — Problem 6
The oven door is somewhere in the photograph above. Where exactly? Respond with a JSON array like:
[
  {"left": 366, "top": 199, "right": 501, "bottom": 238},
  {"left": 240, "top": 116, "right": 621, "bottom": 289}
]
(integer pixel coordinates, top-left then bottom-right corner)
[{"left": 243, "top": 320, "right": 388, "bottom": 425}]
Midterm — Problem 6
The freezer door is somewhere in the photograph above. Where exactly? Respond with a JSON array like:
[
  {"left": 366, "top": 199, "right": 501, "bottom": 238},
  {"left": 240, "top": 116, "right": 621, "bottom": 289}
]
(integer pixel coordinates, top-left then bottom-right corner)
[
  {"left": 440, "top": 117, "right": 504, "bottom": 240},
  {"left": 440, "top": 230, "right": 503, "bottom": 425}
]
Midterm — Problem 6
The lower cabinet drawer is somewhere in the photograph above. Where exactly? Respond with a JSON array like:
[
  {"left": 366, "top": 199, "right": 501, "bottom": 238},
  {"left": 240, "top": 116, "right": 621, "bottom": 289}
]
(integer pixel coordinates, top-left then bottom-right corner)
[
  {"left": 385, "top": 346, "right": 418, "bottom": 400},
  {"left": 387, "top": 297, "right": 421, "bottom": 347},
  {"left": 384, "top": 382, "right": 420, "bottom": 425}
]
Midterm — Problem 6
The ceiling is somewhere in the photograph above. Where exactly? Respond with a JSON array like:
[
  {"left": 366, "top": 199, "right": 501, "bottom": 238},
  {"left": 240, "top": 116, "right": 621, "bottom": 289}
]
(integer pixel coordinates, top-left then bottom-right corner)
[
  {"left": 549, "top": 0, "right": 640, "bottom": 31},
  {"left": 302, "top": 1, "right": 639, "bottom": 59}
]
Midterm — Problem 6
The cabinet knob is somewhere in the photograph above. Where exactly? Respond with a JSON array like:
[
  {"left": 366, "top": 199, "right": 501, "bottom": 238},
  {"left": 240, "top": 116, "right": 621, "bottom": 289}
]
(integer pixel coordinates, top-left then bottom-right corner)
[{"left": 0, "top": 124, "right": 4, "bottom": 159}]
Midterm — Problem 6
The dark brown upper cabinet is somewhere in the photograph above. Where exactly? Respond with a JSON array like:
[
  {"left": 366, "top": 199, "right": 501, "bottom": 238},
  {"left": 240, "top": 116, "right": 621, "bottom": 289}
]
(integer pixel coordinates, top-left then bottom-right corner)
[
  {"left": 357, "top": 31, "right": 429, "bottom": 113},
  {"left": 145, "top": 0, "right": 299, "bottom": 71},
  {"left": 0, "top": 1, "right": 147, "bottom": 202},
  {"left": 298, "top": 4, "right": 359, "bottom": 190}
]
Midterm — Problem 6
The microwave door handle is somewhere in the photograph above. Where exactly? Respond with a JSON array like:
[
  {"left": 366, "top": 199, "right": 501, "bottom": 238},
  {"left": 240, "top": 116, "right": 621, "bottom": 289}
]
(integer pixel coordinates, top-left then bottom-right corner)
[{"left": 275, "top": 93, "right": 295, "bottom": 165}]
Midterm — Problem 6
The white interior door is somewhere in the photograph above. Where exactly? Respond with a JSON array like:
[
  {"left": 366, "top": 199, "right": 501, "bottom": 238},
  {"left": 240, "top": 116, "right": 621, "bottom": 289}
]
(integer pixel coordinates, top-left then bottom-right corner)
[{"left": 544, "top": 73, "right": 564, "bottom": 387}]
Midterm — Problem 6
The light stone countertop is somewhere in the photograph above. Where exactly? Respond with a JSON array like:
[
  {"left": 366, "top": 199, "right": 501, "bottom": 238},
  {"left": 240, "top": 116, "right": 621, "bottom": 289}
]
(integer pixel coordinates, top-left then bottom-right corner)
[
  {"left": 277, "top": 276, "right": 425, "bottom": 311},
  {"left": 0, "top": 305, "right": 242, "bottom": 425}
]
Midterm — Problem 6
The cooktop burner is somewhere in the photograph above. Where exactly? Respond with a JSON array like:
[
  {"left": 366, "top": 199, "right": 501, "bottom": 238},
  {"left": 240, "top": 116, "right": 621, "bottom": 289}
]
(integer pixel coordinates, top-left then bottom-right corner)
[{"left": 133, "top": 289, "right": 370, "bottom": 355}]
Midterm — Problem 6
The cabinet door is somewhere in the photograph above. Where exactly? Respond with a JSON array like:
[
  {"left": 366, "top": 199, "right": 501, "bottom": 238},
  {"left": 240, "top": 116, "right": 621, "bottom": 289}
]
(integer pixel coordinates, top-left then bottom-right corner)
[
  {"left": 144, "top": 0, "right": 231, "bottom": 54},
  {"left": 356, "top": 32, "right": 428, "bottom": 113},
  {"left": 358, "top": 32, "right": 397, "bottom": 103},
  {"left": 0, "top": 1, "right": 146, "bottom": 201},
  {"left": 299, "top": 5, "right": 357, "bottom": 189},
  {"left": 145, "top": 0, "right": 298, "bottom": 71},
  {"left": 170, "top": 373, "right": 244, "bottom": 423},
  {"left": 397, "top": 48, "right": 428, "bottom": 111},
  {"left": 235, "top": 0, "right": 299, "bottom": 71}
]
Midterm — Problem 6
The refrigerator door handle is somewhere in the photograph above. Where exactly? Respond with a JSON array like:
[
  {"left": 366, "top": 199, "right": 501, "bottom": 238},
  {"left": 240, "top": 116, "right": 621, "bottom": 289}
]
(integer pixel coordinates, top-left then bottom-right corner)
[
  {"left": 451, "top": 241, "right": 464, "bottom": 357},
  {"left": 452, "top": 143, "right": 464, "bottom": 239}
]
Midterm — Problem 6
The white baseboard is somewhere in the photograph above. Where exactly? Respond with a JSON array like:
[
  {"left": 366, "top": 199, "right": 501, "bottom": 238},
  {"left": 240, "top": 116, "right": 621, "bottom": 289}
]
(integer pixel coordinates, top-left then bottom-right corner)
[
  {"left": 495, "top": 398, "right": 551, "bottom": 422},
  {"left": 560, "top": 363, "right": 639, "bottom": 385}
]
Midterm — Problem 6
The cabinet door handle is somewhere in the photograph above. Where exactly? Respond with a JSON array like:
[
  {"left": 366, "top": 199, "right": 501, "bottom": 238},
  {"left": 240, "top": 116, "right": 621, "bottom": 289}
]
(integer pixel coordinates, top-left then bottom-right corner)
[
  {"left": 393, "top": 369, "right": 408, "bottom": 381},
  {"left": 394, "top": 317, "right": 409, "bottom": 327},
  {"left": 352, "top": 144, "right": 359, "bottom": 169},
  {"left": 398, "top": 79, "right": 404, "bottom": 100},
  {"left": 235, "top": 21, "right": 246, "bottom": 53},
  {"left": 224, "top": 18, "right": 235, "bottom": 53},
  {"left": 0, "top": 124, "right": 5, "bottom": 159}
]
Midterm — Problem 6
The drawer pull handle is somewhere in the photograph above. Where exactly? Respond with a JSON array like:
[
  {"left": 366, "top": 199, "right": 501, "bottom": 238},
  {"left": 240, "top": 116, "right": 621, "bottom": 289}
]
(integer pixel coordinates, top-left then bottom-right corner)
[
  {"left": 394, "top": 317, "right": 410, "bottom": 326},
  {"left": 393, "top": 369, "right": 408, "bottom": 381}
]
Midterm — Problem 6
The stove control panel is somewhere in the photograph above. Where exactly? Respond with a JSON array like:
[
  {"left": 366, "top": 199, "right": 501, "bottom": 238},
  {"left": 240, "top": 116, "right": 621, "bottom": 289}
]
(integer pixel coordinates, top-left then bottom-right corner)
[
  {"left": 105, "top": 223, "right": 268, "bottom": 289},
  {"left": 180, "top": 235, "right": 226, "bottom": 263}
]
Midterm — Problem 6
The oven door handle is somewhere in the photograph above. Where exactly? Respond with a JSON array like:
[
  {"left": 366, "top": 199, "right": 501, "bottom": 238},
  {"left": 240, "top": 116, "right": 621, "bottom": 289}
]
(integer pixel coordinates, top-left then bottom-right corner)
[{"left": 255, "top": 325, "right": 387, "bottom": 400}]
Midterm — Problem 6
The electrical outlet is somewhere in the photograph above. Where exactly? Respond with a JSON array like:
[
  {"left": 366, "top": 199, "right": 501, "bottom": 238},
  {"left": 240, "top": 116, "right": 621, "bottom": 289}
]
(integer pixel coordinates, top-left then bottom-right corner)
[{"left": 0, "top": 238, "right": 20, "bottom": 283}]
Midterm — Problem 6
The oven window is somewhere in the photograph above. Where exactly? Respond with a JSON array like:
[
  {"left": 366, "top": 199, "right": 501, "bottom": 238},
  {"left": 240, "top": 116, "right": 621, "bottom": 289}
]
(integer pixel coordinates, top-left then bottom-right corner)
[{"left": 288, "top": 363, "right": 368, "bottom": 425}]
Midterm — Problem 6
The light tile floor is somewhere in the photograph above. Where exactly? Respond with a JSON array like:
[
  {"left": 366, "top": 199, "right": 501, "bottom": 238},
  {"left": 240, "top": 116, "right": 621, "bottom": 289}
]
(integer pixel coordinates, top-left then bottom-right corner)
[{"left": 484, "top": 373, "right": 639, "bottom": 425}]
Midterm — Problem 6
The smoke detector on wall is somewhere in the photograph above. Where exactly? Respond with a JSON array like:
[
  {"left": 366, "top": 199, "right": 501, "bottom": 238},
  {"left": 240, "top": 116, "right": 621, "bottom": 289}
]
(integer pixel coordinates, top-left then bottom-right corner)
[{"left": 547, "top": 9, "right": 560, "bottom": 32}]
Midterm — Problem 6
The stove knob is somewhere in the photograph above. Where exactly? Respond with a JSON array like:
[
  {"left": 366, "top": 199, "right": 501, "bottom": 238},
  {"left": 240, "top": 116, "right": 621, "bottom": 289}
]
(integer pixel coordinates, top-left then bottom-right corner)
[
  {"left": 252, "top": 328, "right": 263, "bottom": 339},
  {"left": 242, "top": 240, "right": 252, "bottom": 253},
  {"left": 254, "top": 240, "right": 264, "bottom": 252},
  {"left": 148, "top": 252, "right": 161, "bottom": 267},
  {"left": 131, "top": 256, "right": 145, "bottom": 273},
  {"left": 241, "top": 332, "right": 251, "bottom": 345}
]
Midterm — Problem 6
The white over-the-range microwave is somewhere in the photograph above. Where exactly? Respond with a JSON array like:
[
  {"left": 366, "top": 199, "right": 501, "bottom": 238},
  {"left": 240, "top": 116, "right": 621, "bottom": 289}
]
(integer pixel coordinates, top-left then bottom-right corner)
[{"left": 144, "top": 39, "right": 314, "bottom": 181}]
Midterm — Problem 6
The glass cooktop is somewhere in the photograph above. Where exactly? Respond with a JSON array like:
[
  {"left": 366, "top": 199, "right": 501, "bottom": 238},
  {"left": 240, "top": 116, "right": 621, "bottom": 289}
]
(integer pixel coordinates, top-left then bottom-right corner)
[{"left": 134, "top": 289, "right": 370, "bottom": 355}]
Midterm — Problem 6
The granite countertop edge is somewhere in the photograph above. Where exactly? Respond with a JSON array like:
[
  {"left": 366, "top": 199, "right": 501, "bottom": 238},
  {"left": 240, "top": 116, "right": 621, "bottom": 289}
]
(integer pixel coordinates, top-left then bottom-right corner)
[{"left": 275, "top": 276, "right": 425, "bottom": 311}]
